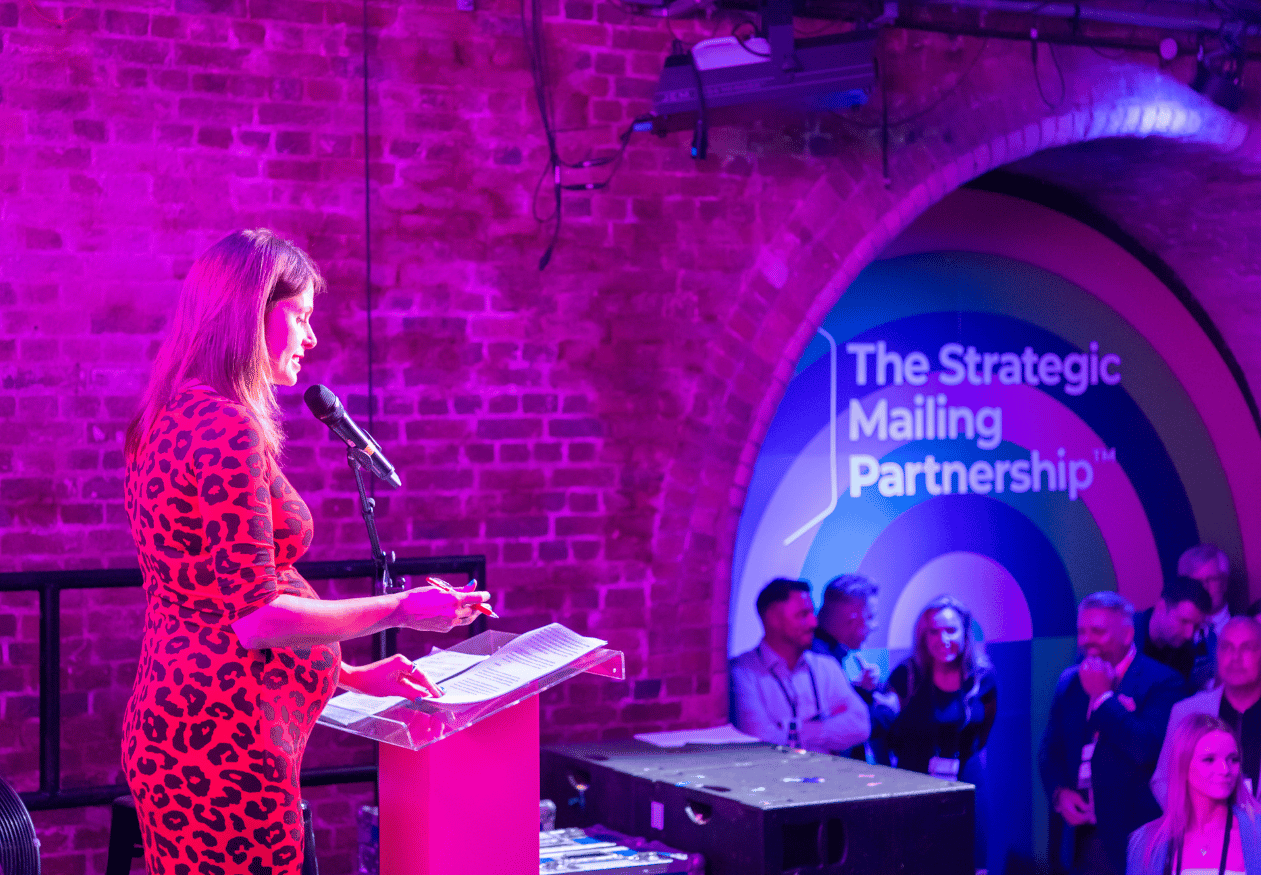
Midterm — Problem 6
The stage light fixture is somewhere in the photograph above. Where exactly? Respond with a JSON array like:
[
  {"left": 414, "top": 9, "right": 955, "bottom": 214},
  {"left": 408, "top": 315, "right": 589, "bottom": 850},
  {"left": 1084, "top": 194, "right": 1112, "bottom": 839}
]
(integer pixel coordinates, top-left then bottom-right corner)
[
  {"left": 1190, "top": 36, "right": 1245, "bottom": 112},
  {"left": 650, "top": 0, "right": 877, "bottom": 157}
]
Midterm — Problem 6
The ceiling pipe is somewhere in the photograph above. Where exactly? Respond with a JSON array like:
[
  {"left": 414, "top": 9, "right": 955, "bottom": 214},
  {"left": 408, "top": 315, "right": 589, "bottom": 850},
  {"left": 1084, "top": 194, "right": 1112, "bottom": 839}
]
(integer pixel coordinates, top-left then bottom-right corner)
[{"left": 898, "top": 0, "right": 1227, "bottom": 35}]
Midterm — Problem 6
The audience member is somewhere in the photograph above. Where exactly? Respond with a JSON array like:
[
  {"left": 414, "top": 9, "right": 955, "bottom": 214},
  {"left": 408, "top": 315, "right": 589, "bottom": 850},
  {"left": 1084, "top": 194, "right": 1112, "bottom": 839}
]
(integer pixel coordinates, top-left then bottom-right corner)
[
  {"left": 882, "top": 595, "right": 998, "bottom": 777},
  {"left": 1040, "top": 591, "right": 1184, "bottom": 875},
  {"left": 1128, "top": 713, "right": 1261, "bottom": 875},
  {"left": 1152, "top": 616, "right": 1261, "bottom": 806},
  {"left": 1181, "top": 544, "right": 1234, "bottom": 638},
  {"left": 1180, "top": 544, "right": 1234, "bottom": 691},
  {"left": 731, "top": 578, "right": 870, "bottom": 754},
  {"left": 813, "top": 574, "right": 880, "bottom": 687},
  {"left": 812, "top": 573, "right": 882, "bottom": 760},
  {"left": 1133, "top": 577, "right": 1212, "bottom": 691},
  {"left": 880, "top": 595, "right": 997, "bottom": 868}
]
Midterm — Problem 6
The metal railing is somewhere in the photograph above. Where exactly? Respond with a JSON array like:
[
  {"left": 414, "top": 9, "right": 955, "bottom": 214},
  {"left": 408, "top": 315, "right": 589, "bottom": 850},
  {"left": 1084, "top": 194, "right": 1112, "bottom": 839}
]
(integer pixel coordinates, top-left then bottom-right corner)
[{"left": 0, "top": 555, "right": 487, "bottom": 810}]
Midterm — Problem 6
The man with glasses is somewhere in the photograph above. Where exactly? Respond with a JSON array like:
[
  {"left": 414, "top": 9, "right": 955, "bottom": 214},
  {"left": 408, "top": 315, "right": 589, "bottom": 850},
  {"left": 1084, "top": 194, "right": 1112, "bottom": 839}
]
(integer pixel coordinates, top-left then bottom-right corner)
[
  {"left": 1151, "top": 615, "right": 1261, "bottom": 805},
  {"left": 1180, "top": 543, "right": 1234, "bottom": 690},
  {"left": 813, "top": 575, "right": 880, "bottom": 690},
  {"left": 812, "top": 574, "right": 883, "bottom": 760},
  {"left": 1182, "top": 543, "right": 1234, "bottom": 636}
]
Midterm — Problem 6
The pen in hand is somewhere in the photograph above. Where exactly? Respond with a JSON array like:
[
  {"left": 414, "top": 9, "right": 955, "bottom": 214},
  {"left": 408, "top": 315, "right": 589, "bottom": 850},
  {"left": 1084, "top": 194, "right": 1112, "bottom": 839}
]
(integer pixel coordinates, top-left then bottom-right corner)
[{"left": 425, "top": 576, "right": 498, "bottom": 619}]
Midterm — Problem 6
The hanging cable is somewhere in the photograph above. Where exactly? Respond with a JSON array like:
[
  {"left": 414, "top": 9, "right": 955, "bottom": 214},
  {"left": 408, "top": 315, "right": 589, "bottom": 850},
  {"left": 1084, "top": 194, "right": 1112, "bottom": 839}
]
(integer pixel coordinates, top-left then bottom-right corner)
[
  {"left": 879, "top": 56, "right": 890, "bottom": 185},
  {"left": 24, "top": 0, "right": 85, "bottom": 26},
  {"left": 361, "top": 0, "right": 380, "bottom": 809},
  {"left": 1031, "top": 27, "right": 1067, "bottom": 108},
  {"left": 522, "top": 0, "right": 565, "bottom": 269},
  {"left": 363, "top": 0, "right": 375, "bottom": 446},
  {"left": 522, "top": 0, "right": 650, "bottom": 268}
]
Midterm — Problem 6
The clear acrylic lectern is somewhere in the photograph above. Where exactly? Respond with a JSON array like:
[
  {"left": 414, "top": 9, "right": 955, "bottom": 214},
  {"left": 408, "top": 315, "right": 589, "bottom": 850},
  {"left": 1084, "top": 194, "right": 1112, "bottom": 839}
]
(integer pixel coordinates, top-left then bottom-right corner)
[{"left": 318, "top": 630, "right": 625, "bottom": 875}]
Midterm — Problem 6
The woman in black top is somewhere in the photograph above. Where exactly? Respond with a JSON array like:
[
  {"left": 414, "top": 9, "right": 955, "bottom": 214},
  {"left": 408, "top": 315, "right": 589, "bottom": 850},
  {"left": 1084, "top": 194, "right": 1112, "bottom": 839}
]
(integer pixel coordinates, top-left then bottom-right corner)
[{"left": 880, "top": 595, "right": 998, "bottom": 866}]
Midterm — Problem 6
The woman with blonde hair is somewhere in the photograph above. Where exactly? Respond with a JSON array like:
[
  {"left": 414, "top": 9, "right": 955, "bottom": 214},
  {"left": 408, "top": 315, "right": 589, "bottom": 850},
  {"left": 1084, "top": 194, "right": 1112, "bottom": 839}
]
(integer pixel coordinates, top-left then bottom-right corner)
[
  {"left": 1128, "top": 713, "right": 1261, "bottom": 874},
  {"left": 880, "top": 594, "right": 998, "bottom": 868},
  {"left": 121, "top": 230, "right": 490, "bottom": 875}
]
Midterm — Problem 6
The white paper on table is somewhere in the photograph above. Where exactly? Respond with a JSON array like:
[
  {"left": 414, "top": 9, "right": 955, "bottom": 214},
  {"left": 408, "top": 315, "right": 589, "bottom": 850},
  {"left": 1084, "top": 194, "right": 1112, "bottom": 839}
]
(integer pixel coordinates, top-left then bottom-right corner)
[
  {"left": 633, "top": 724, "right": 762, "bottom": 747},
  {"left": 413, "top": 648, "right": 490, "bottom": 684},
  {"left": 320, "top": 691, "right": 408, "bottom": 726},
  {"left": 428, "top": 623, "right": 606, "bottom": 706}
]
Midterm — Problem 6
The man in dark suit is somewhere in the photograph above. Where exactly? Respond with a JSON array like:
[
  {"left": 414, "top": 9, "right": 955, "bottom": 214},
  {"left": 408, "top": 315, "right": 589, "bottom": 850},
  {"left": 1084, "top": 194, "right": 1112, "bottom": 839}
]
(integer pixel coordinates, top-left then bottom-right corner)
[
  {"left": 1132, "top": 576, "right": 1210, "bottom": 692},
  {"left": 1039, "top": 591, "right": 1185, "bottom": 875}
]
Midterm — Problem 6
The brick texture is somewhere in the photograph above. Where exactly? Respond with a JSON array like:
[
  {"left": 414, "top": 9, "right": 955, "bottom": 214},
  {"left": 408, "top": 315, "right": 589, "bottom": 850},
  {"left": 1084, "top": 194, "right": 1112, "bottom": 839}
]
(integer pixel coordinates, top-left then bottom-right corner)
[{"left": 3, "top": 1, "right": 1261, "bottom": 872}]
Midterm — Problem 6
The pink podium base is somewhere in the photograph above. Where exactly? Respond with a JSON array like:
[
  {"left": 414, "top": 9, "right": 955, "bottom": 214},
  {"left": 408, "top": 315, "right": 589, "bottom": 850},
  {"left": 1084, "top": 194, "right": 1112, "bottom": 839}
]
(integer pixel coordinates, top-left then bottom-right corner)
[{"left": 378, "top": 696, "right": 540, "bottom": 875}]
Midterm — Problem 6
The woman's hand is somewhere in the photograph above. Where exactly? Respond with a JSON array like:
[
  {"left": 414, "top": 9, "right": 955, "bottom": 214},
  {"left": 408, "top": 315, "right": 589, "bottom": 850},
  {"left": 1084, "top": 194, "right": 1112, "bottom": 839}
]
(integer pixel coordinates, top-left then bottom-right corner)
[
  {"left": 872, "top": 689, "right": 901, "bottom": 714},
  {"left": 230, "top": 584, "right": 494, "bottom": 651},
  {"left": 340, "top": 655, "right": 442, "bottom": 699},
  {"left": 396, "top": 584, "right": 491, "bottom": 633}
]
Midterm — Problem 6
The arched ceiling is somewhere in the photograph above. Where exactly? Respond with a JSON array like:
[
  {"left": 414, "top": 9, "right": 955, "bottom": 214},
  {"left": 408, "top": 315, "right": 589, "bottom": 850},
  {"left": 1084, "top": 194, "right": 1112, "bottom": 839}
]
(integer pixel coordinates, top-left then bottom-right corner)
[{"left": 999, "top": 139, "right": 1261, "bottom": 404}]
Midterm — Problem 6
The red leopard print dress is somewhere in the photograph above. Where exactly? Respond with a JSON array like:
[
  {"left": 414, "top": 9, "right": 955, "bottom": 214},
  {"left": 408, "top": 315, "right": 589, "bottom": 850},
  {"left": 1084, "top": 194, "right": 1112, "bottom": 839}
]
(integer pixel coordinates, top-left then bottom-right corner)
[{"left": 122, "top": 387, "right": 340, "bottom": 875}]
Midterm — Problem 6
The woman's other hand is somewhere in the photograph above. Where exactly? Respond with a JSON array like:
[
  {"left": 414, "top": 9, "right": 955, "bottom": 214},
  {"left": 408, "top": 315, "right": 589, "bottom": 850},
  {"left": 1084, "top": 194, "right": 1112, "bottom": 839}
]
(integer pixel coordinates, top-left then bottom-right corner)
[
  {"left": 872, "top": 689, "right": 901, "bottom": 714},
  {"left": 340, "top": 655, "right": 441, "bottom": 699},
  {"left": 397, "top": 584, "right": 491, "bottom": 633}
]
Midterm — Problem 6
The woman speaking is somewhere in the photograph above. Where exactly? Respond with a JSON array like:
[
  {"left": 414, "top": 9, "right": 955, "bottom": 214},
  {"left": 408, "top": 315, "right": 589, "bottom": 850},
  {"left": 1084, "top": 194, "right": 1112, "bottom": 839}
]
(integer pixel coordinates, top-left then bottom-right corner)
[{"left": 120, "top": 230, "right": 489, "bottom": 875}]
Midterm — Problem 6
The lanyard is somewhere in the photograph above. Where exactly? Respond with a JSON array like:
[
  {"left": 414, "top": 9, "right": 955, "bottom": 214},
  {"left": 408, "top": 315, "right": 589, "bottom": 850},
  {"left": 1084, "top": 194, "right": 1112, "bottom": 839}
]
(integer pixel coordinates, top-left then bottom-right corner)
[
  {"left": 761, "top": 649, "right": 821, "bottom": 722},
  {"left": 1220, "top": 704, "right": 1261, "bottom": 790},
  {"left": 1172, "top": 806, "right": 1233, "bottom": 875},
  {"left": 940, "top": 678, "right": 977, "bottom": 758}
]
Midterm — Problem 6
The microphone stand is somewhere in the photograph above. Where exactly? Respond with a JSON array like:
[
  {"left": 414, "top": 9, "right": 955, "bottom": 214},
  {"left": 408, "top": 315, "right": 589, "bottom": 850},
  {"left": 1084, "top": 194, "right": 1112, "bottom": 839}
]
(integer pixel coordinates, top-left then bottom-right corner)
[{"left": 347, "top": 446, "right": 406, "bottom": 662}]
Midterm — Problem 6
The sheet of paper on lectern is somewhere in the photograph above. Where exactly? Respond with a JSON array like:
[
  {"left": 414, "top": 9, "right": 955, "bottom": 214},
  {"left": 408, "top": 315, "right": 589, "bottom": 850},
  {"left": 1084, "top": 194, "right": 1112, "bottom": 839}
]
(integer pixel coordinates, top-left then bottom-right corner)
[
  {"left": 634, "top": 724, "right": 762, "bottom": 747},
  {"left": 319, "top": 651, "right": 491, "bottom": 725},
  {"left": 428, "top": 623, "right": 607, "bottom": 706},
  {"left": 320, "top": 691, "right": 408, "bottom": 726},
  {"left": 413, "top": 648, "right": 490, "bottom": 683}
]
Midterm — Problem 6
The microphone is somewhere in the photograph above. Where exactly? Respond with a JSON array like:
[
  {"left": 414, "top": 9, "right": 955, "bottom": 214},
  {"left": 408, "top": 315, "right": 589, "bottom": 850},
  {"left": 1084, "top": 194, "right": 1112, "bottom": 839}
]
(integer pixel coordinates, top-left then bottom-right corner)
[{"left": 304, "top": 384, "right": 402, "bottom": 489}]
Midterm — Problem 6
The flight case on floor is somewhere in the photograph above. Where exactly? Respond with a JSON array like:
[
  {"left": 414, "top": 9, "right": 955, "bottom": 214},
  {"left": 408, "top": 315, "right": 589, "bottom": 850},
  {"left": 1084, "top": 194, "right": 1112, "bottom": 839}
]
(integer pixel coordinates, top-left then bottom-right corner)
[{"left": 541, "top": 741, "right": 973, "bottom": 875}]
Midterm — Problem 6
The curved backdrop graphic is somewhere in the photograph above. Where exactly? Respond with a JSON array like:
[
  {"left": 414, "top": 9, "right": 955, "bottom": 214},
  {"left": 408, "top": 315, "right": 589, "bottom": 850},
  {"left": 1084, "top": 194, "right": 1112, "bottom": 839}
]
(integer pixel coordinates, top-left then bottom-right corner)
[
  {"left": 731, "top": 230, "right": 1252, "bottom": 658},
  {"left": 727, "top": 190, "right": 1261, "bottom": 874}
]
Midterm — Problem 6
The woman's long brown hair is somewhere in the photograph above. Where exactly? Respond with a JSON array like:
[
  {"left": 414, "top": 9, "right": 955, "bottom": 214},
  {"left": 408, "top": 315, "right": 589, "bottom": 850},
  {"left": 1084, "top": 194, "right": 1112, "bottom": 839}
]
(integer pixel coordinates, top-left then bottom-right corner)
[{"left": 125, "top": 229, "right": 324, "bottom": 462}]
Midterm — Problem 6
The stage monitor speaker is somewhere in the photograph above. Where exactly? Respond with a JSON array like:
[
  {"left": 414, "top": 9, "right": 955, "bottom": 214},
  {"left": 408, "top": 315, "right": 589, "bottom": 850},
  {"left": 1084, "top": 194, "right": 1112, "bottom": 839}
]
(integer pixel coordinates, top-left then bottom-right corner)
[{"left": 541, "top": 741, "right": 973, "bottom": 875}]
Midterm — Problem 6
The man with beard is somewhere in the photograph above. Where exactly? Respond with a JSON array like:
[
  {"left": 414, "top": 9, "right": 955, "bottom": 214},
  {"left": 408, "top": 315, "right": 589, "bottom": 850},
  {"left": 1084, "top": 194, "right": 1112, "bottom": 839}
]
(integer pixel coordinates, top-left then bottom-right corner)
[
  {"left": 731, "top": 578, "right": 870, "bottom": 754},
  {"left": 1039, "top": 591, "right": 1183, "bottom": 875}
]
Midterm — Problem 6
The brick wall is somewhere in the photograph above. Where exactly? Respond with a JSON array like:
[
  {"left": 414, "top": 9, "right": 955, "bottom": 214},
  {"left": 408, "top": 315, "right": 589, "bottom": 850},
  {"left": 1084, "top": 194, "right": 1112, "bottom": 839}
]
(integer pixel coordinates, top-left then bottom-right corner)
[{"left": 3, "top": 1, "right": 1260, "bottom": 873}]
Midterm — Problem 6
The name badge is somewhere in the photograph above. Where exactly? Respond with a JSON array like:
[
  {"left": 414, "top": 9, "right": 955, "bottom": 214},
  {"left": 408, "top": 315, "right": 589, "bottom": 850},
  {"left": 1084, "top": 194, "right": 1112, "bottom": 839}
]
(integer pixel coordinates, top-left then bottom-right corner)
[
  {"left": 1078, "top": 741, "right": 1096, "bottom": 790},
  {"left": 928, "top": 756, "right": 960, "bottom": 781}
]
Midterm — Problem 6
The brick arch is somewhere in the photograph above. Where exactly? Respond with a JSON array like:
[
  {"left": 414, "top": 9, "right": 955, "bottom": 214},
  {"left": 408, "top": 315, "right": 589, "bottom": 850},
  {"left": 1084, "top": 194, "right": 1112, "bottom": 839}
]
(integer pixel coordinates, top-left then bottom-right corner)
[{"left": 688, "top": 49, "right": 1256, "bottom": 714}]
